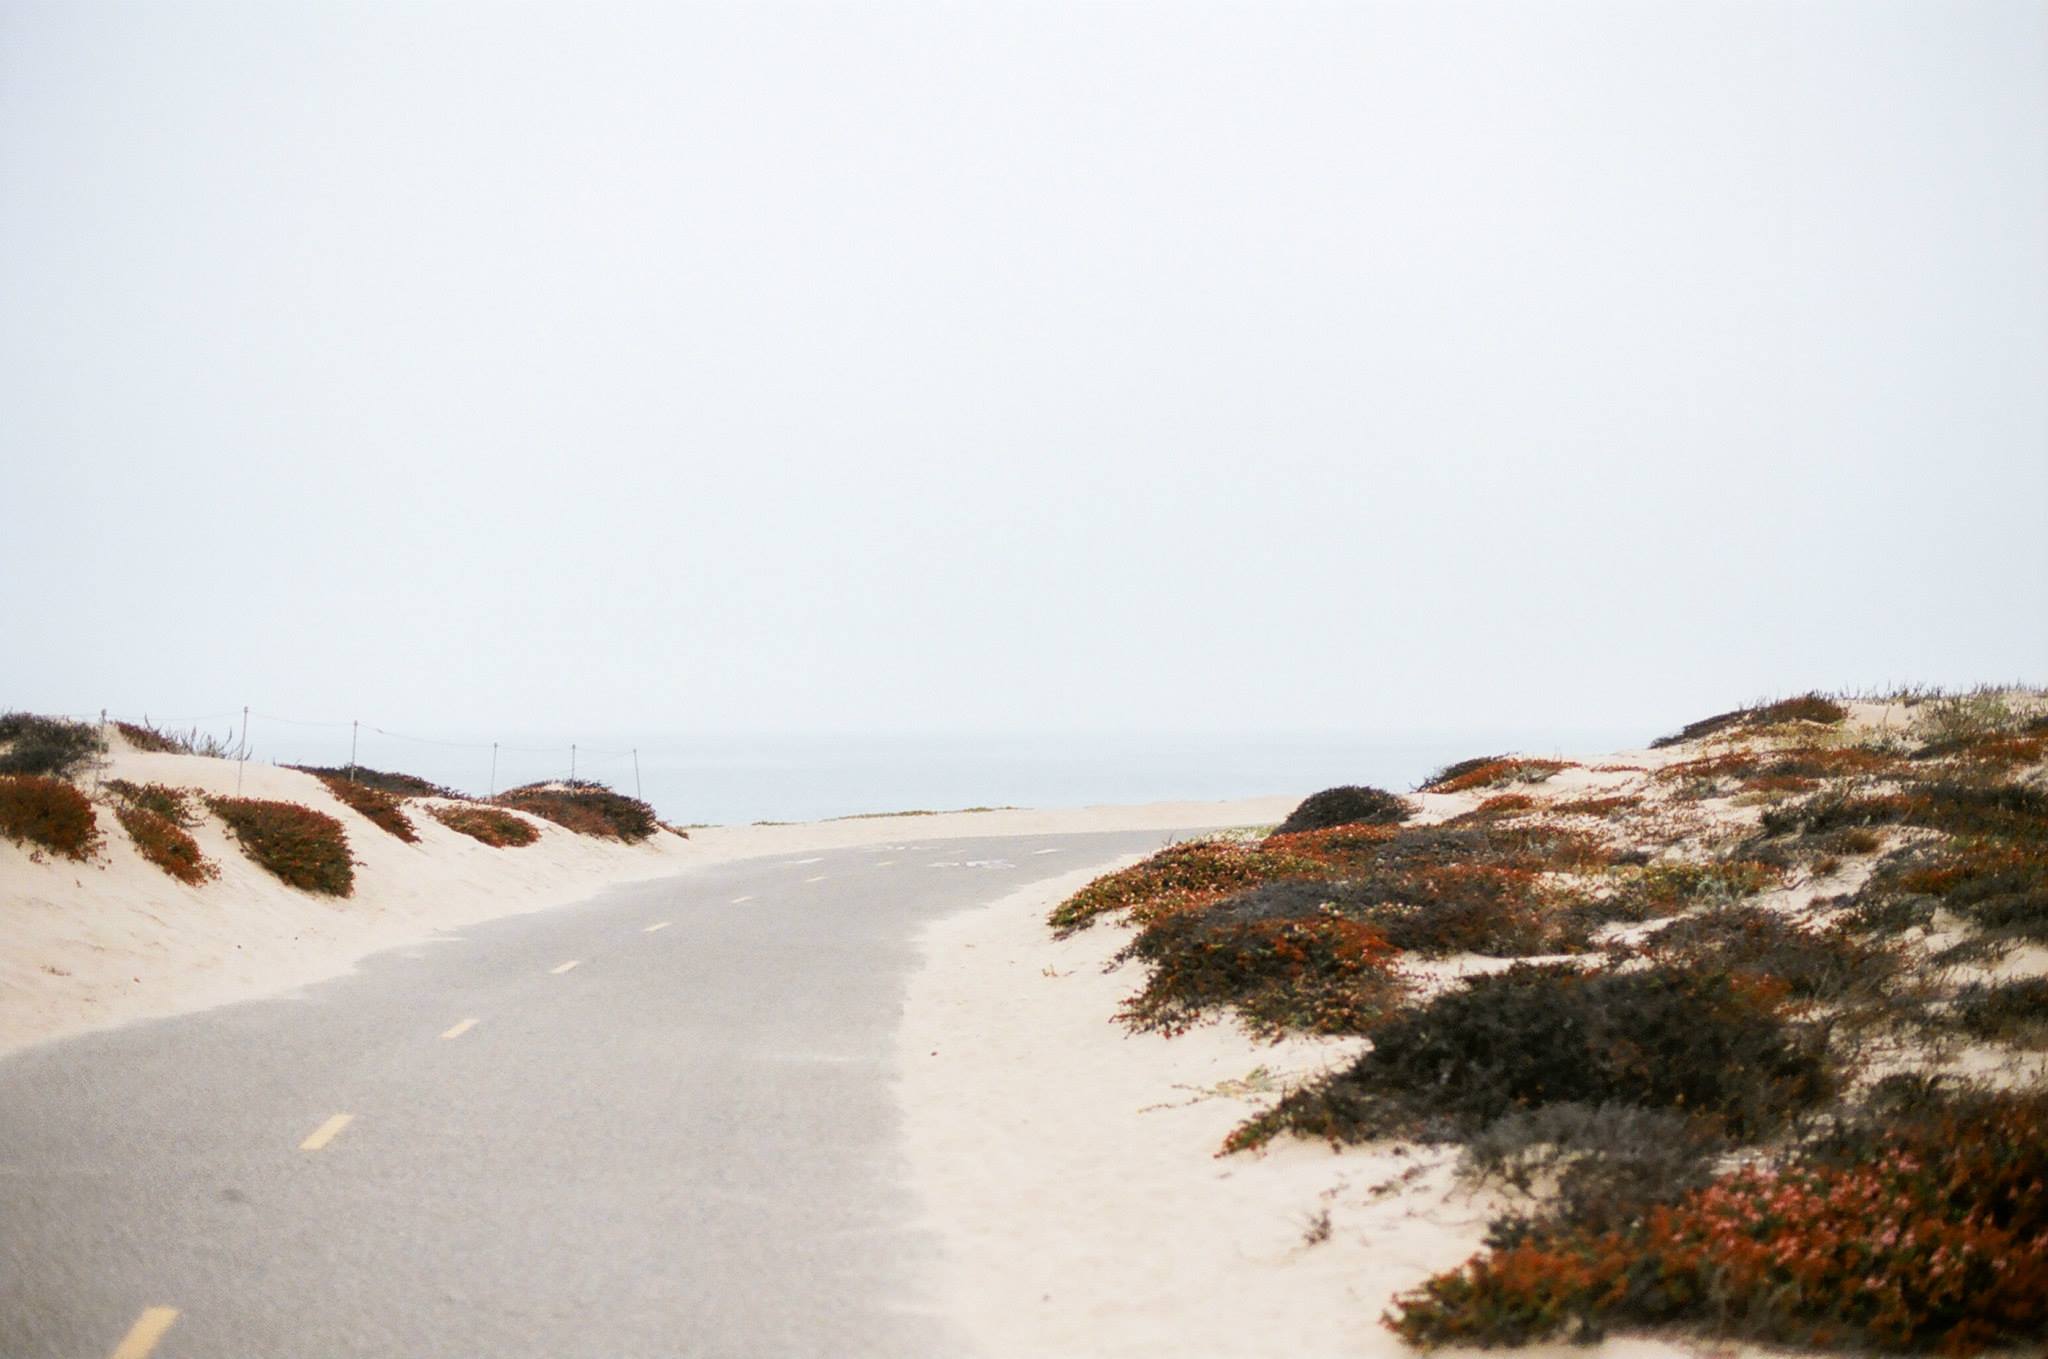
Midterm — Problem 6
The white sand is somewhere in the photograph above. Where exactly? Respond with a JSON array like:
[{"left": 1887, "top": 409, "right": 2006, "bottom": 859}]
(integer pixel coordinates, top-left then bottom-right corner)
[
  {"left": 0, "top": 733, "right": 1296, "bottom": 1057},
  {"left": 897, "top": 864, "right": 1712, "bottom": 1359}
]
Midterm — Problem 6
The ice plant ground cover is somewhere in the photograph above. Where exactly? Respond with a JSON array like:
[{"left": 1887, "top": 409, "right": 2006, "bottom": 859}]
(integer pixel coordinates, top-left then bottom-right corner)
[{"left": 1049, "top": 689, "right": 2048, "bottom": 1354}]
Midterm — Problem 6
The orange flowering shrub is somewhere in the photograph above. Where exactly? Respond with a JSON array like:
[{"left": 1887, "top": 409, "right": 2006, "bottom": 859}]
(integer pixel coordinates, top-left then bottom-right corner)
[
  {"left": 493, "top": 781, "right": 659, "bottom": 842},
  {"left": 314, "top": 773, "right": 418, "bottom": 843},
  {"left": 1389, "top": 1091, "right": 2048, "bottom": 1354},
  {"left": 1047, "top": 837, "right": 1336, "bottom": 934},
  {"left": 207, "top": 797, "right": 354, "bottom": 896},
  {"left": 113, "top": 803, "right": 217, "bottom": 885},
  {"left": 1121, "top": 908, "right": 1406, "bottom": 1037},
  {"left": 429, "top": 804, "right": 540, "bottom": 848},
  {"left": 0, "top": 774, "right": 100, "bottom": 860},
  {"left": 1426, "top": 758, "right": 1573, "bottom": 795}
]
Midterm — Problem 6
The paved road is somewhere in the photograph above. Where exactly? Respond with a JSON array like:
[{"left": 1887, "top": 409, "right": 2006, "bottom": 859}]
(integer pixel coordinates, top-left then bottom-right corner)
[{"left": 0, "top": 829, "right": 1179, "bottom": 1358}]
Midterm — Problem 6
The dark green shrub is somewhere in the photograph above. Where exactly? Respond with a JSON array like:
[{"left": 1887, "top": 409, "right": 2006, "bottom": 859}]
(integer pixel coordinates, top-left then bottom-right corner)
[
  {"left": 1460, "top": 1102, "right": 1724, "bottom": 1238},
  {"left": 206, "top": 797, "right": 354, "bottom": 896},
  {"left": 1635, "top": 906, "right": 1898, "bottom": 1002},
  {"left": 429, "top": 804, "right": 540, "bottom": 848},
  {"left": 1950, "top": 978, "right": 2048, "bottom": 1047},
  {"left": 1227, "top": 963, "right": 1829, "bottom": 1151},
  {"left": 0, "top": 713, "right": 102, "bottom": 778},
  {"left": 312, "top": 773, "right": 418, "bottom": 843},
  {"left": 492, "top": 780, "right": 659, "bottom": 843},
  {"left": 0, "top": 774, "right": 101, "bottom": 860},
  {"left": 1271, "top": 785, "right": 1412, "bottom": 835}
]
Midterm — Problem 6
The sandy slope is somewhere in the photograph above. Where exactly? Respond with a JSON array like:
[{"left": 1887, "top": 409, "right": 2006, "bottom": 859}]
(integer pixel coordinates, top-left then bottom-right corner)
[{"left": 0, "top": 732, "right": 1295, "bottom": 1057}]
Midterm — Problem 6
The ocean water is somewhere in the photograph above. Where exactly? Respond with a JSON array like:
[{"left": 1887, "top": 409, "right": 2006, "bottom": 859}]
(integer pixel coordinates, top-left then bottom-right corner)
[{"left": 242, "top": 726, "right": 1652, "bottom": 826}]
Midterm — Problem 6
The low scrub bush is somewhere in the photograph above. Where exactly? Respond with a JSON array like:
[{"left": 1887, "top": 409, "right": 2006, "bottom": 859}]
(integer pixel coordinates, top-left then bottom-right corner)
[
  {"left": 1049, "top": 837, "right": 1337, "bottom": 934},
  {"left": 1554, "top": 858, "right": 1780, "bottom": 933},
  {"left": 291, "top": 764, "right": 460, "bottom": 799},
  {"left": 1460, "top": 1102, "right": 1724, "bottom": 1238},
  {"left": 0, "top": 774, "right": 101, "bottom": 860},
  {"left": 206, "top": 797, "right": 354, "bottom": 896},
  {"left": 1227, "top": 963, "right": 1828, "bottom": 1152},
  {"left": 1635, "top": 906, "right": 1899, "bottom": 1003},
  {"left": 1950, "top": 977, "right": 2048, "bottom": 1047},
  {"left": 492, "top": 780, "right": 659, "bottom": 843},
  {"left": 103, "top": 779, "right": 198, "bottom": 826},
  {"left": 1272, "top": 785, "right": 1411, "bottom": 835},
  {"left": 1423, "top": 757, "right": 1572, "bottom": 795},
  {"left": 112, "top": 719, "right": 188, "bottom": 754},
  {"left": 1120, "top": 897, "right": 1407, "bottom": 1037},
  {"left": 1388, "top": 1087, "right": 2048, "bottom": 1354},
  {"left": 113, "top": 803, "right": 217, "bottom": 885},
  {"left": 1650, "top": 694, "right": 1849, "bottom": 749},
  {"left": 0, "top": 713, "right": 102, "bottom": 778},
  {"left": 429, "top": 804, "right": 540, "bottom": 848},
  {"left": 312, "top": 773, "right": 418, "bottom": 843}
]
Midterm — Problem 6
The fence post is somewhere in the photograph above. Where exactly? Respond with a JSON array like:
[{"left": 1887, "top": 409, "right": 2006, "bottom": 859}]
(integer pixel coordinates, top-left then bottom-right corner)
[
  {"left": 570, "top": 744, "right": 577, "bottom": 782},
  {"left": 633, "top": 748, "right": 641, "bottom": 800},
  {"left": 236, "top": 705, "right": 249, "bottom": 795},
  {"left": 489, "top": 742, "right": 498, "bottom": 798},
  {"left": 95, "top": 708, "right": 106, "bottom": 793},
  {"left": 349, "top": 720, "right": 359, "bottom": 782}
]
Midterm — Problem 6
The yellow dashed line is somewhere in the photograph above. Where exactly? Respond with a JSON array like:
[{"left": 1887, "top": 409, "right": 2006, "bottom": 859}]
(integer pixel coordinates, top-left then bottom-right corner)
[
  {"left": 550, "top": 960, "right": 581, "bottom": 975},
  {"left": 108, "top": 1306, "right": 178, "bottom": 1359},
  {"left": 299, "top": 1113, "right": 354, "bottom": 1152},
  {"left": 440, "top": 1018, "right": 478, "bottom": 1040},
  {"left": 643, "top": 921, "right": 672, "bottom": 933}
]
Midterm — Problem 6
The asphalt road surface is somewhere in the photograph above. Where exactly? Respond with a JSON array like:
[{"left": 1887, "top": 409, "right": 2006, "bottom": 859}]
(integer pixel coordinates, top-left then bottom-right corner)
[{"left": 0, "top": 828, "right": 1183, "bottom": 1359}]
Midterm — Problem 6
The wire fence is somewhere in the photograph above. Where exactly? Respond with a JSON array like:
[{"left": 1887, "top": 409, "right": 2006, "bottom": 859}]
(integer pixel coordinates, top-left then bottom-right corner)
[{"left": 53, "top": 704, "right": 676, "bottom": 803}]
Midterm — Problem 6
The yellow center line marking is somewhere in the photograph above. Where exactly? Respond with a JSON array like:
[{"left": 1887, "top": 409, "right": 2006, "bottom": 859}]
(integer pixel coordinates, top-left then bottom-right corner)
[
  {"left": 299, "top": 1113, "right": 354, "bottom": 1151},
  {"left": 550, "top": 960, "right": 581, "bottom": 974},
  {"left": 643, "top": 921, "right": 672, "bottom": 933},
  {"left": 803, "top": 875, "right": 827, "bottom": 884},
  {"left": 730, "top": 895, "right": 753, "bottom": 904},
  {"left": 108, "top": 1306, "right": 179, "bottom": 1359},
  {"left": 440, "top": 1018, "right": 478, "bottom": 1040}
]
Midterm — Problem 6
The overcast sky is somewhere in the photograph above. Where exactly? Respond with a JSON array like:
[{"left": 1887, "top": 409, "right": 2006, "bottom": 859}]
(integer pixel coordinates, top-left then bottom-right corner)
[{"left": 4, "top": 0, "right": 2044, "bottom": 743}]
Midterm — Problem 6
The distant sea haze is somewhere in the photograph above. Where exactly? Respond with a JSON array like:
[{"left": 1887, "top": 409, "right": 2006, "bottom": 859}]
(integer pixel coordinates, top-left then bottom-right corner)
[{"left": 245, "top": 729, "right": 1652, "bottom": 827}]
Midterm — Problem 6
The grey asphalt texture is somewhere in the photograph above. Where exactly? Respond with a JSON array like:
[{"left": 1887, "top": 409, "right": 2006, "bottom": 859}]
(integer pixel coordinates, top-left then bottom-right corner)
[{"left": 0, "top": 828, "right": 1184, "bottom": 1358}]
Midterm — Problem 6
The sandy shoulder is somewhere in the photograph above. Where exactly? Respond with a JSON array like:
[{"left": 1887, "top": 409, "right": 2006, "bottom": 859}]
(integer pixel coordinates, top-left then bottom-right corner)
[{"left": 896, "top": 862, "right": 1711, "bottom": 1359}]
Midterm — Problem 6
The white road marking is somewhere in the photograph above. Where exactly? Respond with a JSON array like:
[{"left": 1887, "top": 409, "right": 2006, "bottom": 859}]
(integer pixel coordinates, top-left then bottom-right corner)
[
  {"left": 874, "top": 861, "right": 896, "bottom": 867},
  {"left": 440, "top": 1018, "right": 478, "bottom": 1040},
  {"left": 1032, "top": 847, "right": 1063, "bottom": 855},
  {"left": 643, "top": 921, "right": 672, "bottom": 933},
  {"left": 299, "top": 1113, "right": 354, "bottom": 1151},
  {"left": 792, "top": 857, "right": 824, "bottom": 865},
  {"left": 550, "top": 960, "right": 581, "bottom": 975},
  {"left": 730, "top": 895, "right": 753, "bottom": 904},
  {"left": 108, "top": 1307, "right": 179, "bottom": 1359},
  {"left": 803, "top": 875, "right": 827, "bottom": 884}
]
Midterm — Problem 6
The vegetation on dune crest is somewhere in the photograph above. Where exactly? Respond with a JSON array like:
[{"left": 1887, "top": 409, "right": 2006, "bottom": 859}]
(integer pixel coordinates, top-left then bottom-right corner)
[
  {"left": 429, "top": 803, "right": 541, "bottom": 848},
  {"left": 1273, "top": 785, "right": 1412, "bottom": 835},
  {"left": 207, "top": 796, "right": 355, "bottom": 895},
  {"left": 0, "top": 713, "right": 103, "bottom": 778},
  {"left": 492, "top": 780, "right": 661, "bottom": 842},
  {"left": 310, "top": 772, "right": 419, "bottom": 843},
  {"left": 1043, "top": 685, "right": 2048, "bottom": 1354}
]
